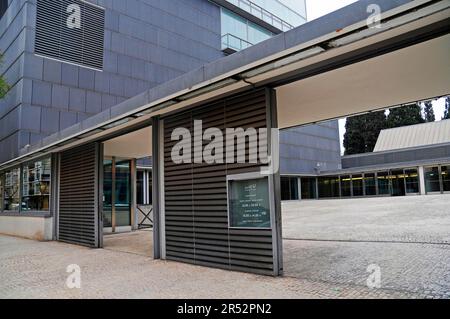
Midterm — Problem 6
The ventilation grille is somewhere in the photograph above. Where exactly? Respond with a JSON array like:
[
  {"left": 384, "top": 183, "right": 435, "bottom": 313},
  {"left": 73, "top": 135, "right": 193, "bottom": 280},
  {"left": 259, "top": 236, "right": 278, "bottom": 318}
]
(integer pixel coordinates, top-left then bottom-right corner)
[
  {"left": 35, "top": 0, "right": 105, "bottom": 70},
  {"left": 163, "top": 89, "right": 275, "bottom": 275},
  {"left": 59, "top": 143, "right": 99, "bottom": 247}
]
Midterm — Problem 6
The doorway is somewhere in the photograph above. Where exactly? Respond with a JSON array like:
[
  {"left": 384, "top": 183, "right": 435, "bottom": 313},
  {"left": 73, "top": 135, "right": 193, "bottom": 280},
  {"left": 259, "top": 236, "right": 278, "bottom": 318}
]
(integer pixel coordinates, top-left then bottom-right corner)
[
  {"left": 100, "top": 126, "right": 154, "bottom": 258},
  {"left": 103, "top": 157, "right": 132, "bottom": 233}
]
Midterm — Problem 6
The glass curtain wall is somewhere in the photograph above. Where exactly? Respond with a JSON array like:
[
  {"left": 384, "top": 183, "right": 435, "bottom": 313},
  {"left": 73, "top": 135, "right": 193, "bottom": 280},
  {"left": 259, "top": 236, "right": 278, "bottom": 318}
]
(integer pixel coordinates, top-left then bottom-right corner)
[
  {"left": 281, "top": 177, "right": 299, "bottom": 200},
  {"left": 352, "top": 175, "right": 364, "bottom": 196},
  {"left": 221, "top": 8, "right": 272, "bottom": 51},
  {"left": 341, "top": 175, "right": 351, "bottom": 197},
  {"left": 424, "top": 166, "right": 441, "bottom": 193},
  {"left": 442, "top": 166, "right": 450, "bottom": 192},
  {"left": 364, "top": 173, "right": 376, "bottom": 196},
  {"left": 300, "top": 177, "right": 316, "bottom": 199},
  {"left": 4, "top": 168, "right": 21, "bottom": 211},
  {"left": 103, "top": 158, "right": 132, "bottom": 231},
  {"left": 390, "top": 170, "right": 406, "bottom": 196},
  {"left": 115, "top": 161, "right": 131, "bottom": 227},
  {"left": 0, "top": 173, "right": 4, "bottom": 212},
  {"left": 405, "top": 169, "right": 420, "bottom": 194},
  {"left": 21, "top": 158, "right": 51, "bottom": 211},
  {"left": 318, "top": 176, "right": 340, "bottom": 198},
  {"left": 103, "top": 160, "right": 113, "bottom": 228},
  {"left": 377, "top": 171, "right": 391, "bottom": 195},
  {"left": 0, "top": 157, "right": 51, "bottom": 213}
]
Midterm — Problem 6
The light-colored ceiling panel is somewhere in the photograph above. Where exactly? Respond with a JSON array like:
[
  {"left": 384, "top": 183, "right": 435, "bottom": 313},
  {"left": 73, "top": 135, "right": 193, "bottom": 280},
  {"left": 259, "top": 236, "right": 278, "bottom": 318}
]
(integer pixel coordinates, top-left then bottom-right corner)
[
  {"left": 276, "top": 35, "right": 450, "bottom": 129},
  {"left": 103, "top": 126, "right": 152, "bottom": 159}
]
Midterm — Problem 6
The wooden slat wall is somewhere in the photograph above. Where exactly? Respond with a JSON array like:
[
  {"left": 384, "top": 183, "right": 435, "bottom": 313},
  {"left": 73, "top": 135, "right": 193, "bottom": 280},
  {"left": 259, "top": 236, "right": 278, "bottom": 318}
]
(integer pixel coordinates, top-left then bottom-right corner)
[
  {"left": 58, "top": 143, "right": 99, "bottom": 247},
  {"left": 163, "top": 89, "right": 275, "bottom": 275}
]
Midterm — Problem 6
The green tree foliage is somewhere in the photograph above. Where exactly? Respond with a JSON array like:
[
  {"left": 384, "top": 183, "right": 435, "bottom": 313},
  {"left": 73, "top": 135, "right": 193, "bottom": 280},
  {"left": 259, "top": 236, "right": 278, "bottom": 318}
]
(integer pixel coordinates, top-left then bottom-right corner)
[
  {"left": 422, "top": 101, "right": 435, "bottom": 122},
  {"left": 443, "top": 96, "right": 450, "bottom": 120},
  {"left": 0, "top": 53, "right": 9, "bottom": 99},
  {"left": 386, "top": 103, "right": 425, "bottom": 129},
  {"left": 343, "top": 111, "right": 386, "bottom": 155}
]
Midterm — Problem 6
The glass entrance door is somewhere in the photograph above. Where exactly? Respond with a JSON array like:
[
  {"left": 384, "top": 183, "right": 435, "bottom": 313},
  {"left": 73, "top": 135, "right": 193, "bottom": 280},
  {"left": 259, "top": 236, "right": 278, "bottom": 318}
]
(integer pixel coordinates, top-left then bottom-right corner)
[{"left": 103, "top": 158, "right": 131, "bottom": 233}]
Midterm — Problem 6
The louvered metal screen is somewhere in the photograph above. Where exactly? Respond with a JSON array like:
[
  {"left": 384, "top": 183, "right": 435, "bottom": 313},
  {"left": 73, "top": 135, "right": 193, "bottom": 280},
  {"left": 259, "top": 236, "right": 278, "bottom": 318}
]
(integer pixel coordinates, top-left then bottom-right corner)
[
  {"left": 35, "top": 0, "right": 105, "bottom": 69},
  {"left": 58, "top": 143, "right": 100, "bottom": 247},
  {"left": 163, "top": 89, "right": 277, "bottom": 275}
]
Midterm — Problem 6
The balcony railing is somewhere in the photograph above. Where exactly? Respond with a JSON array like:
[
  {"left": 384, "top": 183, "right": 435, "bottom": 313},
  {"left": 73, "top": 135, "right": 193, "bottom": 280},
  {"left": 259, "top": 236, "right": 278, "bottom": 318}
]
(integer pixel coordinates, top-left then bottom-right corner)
[
  {"left": 221, "top": 33, "right": 254, "bottom": 54},
  {"left": 226, "top": 0, "right": 295, "bottom": 31}
]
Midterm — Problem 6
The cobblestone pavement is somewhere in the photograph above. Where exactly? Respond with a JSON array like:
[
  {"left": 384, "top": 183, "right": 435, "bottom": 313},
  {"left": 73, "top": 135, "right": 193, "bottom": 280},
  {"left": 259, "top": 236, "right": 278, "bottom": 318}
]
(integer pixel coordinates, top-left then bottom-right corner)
[
  {"left": 282, "top": 195, "right": 450, "bottom": 299},
  {"left": 0, "top": 235, "right": 420, "bottom": 299}
]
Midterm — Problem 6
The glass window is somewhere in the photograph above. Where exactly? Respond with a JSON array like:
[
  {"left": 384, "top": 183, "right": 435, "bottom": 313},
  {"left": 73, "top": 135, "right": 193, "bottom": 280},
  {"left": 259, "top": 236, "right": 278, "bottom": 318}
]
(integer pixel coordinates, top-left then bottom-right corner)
[
  {"left": 115, "top": 160, "right": 131, "bottom": 227},
  {"left": 424, "top": 166, "right": 441, "bottom": 193},
  {"left": 221, "top": 9, "right": 247, "bottom": 41},
  {"left": 405, "top": 169, "right": 420, "bottom": 194},
  {"left": 281, "top": 177, "right": 299, "bottom": 200},
  {"left": 318, "top": 176, "right": 339, "bottom": 198},
  {"left": 300, "top": 177, "right": 316, "bottom": 199},
  {"left": 442, "top": 166, "right": 450, "bottom": 192},
  {"left": 364, "top": 173, "right": 376, "bottom": 196},
  {"left": 137, "top": 170, "right": 144, "bottom": 205},
  {"left": 103, "top": 160, "right": 113, "bottom": 228},
  {"left": 21, "top": 158, "right": 51, "bottom": 211},
  {"left": 352, "top": 175, "right": 364, "bottom": 197},
  {"left": 221, "top": 8, "right": 273, "bottom": 51},
  {"left": 0, "top": 173, "right": 4, "bottom": 212},
  {"left": 0, "top": 0, "right": 8, "bottom": 19},
  {"left": 390, "top": 170, "right": 406, "bottom": 196},
  {"left": 4, "top": 167, "right": 20, "bottom": 211},
  {"left": 341, "top": 175, "right": 351, "bottom": 197},
  {"left": 148, "top": 171, "right": 153, "bottom": 205},
  {"left": 377, "top": 172, "right": 391, "bottom": 195},
  {"left": 247, "top": 21, "right": 272, "bottom": 44}
]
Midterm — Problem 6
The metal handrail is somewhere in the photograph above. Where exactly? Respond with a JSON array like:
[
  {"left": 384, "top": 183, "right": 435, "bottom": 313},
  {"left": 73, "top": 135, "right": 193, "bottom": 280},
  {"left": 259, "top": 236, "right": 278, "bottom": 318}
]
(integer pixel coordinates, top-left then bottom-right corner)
[
  {"left": 222, "top": 33, "right": 253, "bottom": 52},
  {"left": 227, "top": 0, "right": 295, "bottom": 31}
]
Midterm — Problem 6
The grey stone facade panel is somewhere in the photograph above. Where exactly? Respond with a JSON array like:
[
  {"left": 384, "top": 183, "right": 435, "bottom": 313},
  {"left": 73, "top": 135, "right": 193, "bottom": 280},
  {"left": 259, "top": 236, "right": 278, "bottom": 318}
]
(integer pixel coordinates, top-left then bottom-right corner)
[{"left": 1, "top": 0, "right": 224, "bottom": 163}]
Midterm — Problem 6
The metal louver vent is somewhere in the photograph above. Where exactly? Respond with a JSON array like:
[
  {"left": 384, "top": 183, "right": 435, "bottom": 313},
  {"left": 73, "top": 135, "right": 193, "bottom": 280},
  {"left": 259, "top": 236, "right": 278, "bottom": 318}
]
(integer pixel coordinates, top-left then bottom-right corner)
[
  {"left": 35, "top": 0, "right": 105, "bottom": 70},
  {"left": 58, "top": 143, "right": 100, "bottom": 248}
]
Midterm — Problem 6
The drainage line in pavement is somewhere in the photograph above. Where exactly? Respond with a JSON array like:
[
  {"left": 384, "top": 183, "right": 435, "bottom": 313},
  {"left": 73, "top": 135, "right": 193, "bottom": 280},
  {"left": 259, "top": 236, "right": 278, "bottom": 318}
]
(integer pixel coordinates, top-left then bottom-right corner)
[{"left": 282, "top": 238, "right": 450, "bottom": 246}]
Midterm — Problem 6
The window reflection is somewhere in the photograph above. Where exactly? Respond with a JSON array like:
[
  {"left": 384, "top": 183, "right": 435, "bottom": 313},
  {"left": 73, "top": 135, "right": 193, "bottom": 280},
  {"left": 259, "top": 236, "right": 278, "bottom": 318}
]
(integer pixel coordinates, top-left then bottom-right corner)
[
  {"left": 442, "top": 166, "right": 450, "bottom": 192},
  {"left": 364, "top": 173, "right": 376, "bottom": 196},
  {"left": 221, "top": 8, "right": 273, "bottom": 51},
  {"left": 352, "top": 175, "right": 364, "bottom": 197},
  {"left": 405, "top": 169, "right": 419, "bottom": 194},
  {"left": 21, "top": 158, "right": 51, "bottom": 211},
  {"left": 425, "top": 166, "right": 441, "bottom": 193},
  {"left": 341, "top": 176, "right": 351, "bottom": 197},
  {"left": 377, "top": 172, "right": 391, "bottom": 195},
  {"left": 4, "top": 168, "right": 20, "bottom": 211},
  {"left": 300, "top": 177, "right": 316, "bottom": 199}
]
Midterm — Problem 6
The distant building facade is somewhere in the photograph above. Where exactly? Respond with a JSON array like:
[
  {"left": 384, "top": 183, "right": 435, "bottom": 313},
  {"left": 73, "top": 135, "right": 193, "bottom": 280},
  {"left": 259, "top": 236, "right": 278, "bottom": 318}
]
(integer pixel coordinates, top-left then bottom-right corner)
[{"left": 281, "top": 120, "right": 450, "bottom": 200}]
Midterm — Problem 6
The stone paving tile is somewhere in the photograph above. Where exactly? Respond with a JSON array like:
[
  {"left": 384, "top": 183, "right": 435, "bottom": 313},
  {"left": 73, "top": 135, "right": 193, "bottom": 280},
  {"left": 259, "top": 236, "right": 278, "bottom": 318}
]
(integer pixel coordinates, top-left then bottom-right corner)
[
  {"left": 282, "top": 194, "right": 450, "bottom": 244},
  {"left": 0, "top": 235, "right": 419, "bottom": 299}
]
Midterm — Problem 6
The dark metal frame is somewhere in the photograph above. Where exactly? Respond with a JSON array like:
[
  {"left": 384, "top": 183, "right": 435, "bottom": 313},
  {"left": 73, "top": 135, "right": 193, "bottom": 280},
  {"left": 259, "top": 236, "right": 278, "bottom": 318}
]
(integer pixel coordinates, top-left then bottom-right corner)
[{"left": 137, "top": 206, "right": 153, "bottom": 229}]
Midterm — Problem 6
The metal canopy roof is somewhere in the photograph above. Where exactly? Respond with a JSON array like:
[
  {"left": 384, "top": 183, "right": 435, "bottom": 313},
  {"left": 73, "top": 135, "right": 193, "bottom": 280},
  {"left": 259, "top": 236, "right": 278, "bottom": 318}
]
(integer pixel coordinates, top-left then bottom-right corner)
[
  {"left": 0, "top": 0, "right": 449, "bottom": 171},
  {"left": 374, "top": 119, "right": 450, "bottom": 152}
]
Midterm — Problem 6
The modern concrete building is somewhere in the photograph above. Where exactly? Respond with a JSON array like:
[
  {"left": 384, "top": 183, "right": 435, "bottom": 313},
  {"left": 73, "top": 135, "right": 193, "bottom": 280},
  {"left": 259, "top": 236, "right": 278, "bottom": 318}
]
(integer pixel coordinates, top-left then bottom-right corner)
[
  {"left": 0, "top": 0, "right": 448, "bottom": 276},
  {"left": 281, "top": 120, "right": 450, "bottom": 200}
]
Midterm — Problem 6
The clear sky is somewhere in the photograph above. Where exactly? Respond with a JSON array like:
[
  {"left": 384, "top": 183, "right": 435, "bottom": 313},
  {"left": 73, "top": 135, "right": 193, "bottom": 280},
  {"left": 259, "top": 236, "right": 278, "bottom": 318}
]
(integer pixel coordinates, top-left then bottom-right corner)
[
  {"left": 302, "top": 0, "right": 447, "bottom": 154},
  {"left": 306, "top": 0, "right": 358, "bottom": 21}
]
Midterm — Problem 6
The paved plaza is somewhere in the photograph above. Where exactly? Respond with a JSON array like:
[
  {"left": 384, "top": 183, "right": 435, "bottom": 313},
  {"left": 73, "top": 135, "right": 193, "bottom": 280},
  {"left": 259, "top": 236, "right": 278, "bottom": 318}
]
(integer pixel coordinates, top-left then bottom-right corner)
[
  {"left": 283, "top": 195, "right": 450, "bottom": 299},
  {"left": 0, "top": 195, "right": 449, "bottom": 299}
]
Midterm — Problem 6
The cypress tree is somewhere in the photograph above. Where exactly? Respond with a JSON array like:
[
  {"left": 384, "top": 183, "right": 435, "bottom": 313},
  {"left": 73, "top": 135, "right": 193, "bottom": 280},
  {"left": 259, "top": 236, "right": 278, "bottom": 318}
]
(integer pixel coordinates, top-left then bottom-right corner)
[
  {"left": 343, "top": 111, "right": 386, "bottom": 155},
  {"left": 423, "top": 101, "right": 435, "bottom": 122},
  {"left": 443, "top": 96, "right": 450, "bottom": 120},
  {"left": 386, "top": 103, "right": 425, "bottom": 128}
]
